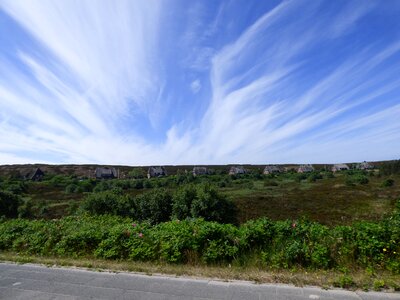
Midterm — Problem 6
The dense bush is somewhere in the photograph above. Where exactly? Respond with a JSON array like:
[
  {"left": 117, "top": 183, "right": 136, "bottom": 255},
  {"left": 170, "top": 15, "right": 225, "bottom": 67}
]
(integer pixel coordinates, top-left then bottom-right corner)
[
  {"left": 0, "top": 190, "right": 21, "bottom": 218},
  {"left": 171, "top": 185, "right": 197, "bottom": 220},
  {"left": 1, "top": 203, "right": 399, "bottom": 271},
  {"left": 128, "top": 168, "right": 145, "bottom": 179},
  {"left": 346, "top": 173, "right": 369, "bottom": 186},
  {"left": 133, "top": 189, "right": 172, "bottom": 225},
  {"left": 382, "top": 179, "right": 394, "bottom": 187},
  {"left": 354, "top": 175, "right": 369, "bottom": 185},
  {"left": 307, "top": 172, "right": 323, "bottom": 182},
  {"left": 81, "top": 188, "right": 174, "bottom": 224},
  {"left": 81, "top": 185, "right": 238, "bottom": 225},
  {"left": 80, "top": 190, "right": 131, "bottom": 217},
  {"left": 171, "top": 184, "right": 237, "bottom": 224},
  {"left": 380, "top": 160, "right": 400, "bottom": 175},
  {"left": 191, "top": 185, "right": 237, "bottom": 224}
]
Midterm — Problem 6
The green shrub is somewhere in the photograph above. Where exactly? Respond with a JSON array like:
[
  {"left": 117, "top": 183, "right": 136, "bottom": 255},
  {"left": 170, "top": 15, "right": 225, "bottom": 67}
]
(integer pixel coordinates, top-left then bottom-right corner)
[
  {"left": 354, "top": 175, "right": 369, "bottom": 185},
  {"left": 264, "top": 180, "right": 278, "bottom": 187},
  {"left": 261, "top": 219, "right": 332, "bottom": 269},
  {"left": 128, "top": 168, "right": 145, "bottom": 179},
  {"left": 373, "top": 279, "right": 386, "bottom": 291},
  {"left": 95, "top": 222, "right": 155, "bottom": 260},
  {"left": 0, "top": 200, "right": 399, "bottom": 272},
  {"left": 190, "top": 184, "right": 237, "bottom": 224},
  {"left": 133, "top": 189, "right": 172, "bottom": 225},
  {"left": 307, "top": 172, "right": 322, "bottom": 183},
  {"left": 382, "top": 179, "right": 394, "bottom": 187},
  {"left": 0, "top": 190, "right": 21, "bottom": 218},
  {"left": 334, "top": 275, "right": 355, "bottom": 288},
  {"left": 240, "top": 218, "right": 274, "bottom": 249},
  {"left": 17, "top": 198, "right": 34, "bottom": 218},
  {"left": 80, "top": 190, "right": 131, "bottom": 216},
  {"left": 4, "top": 182, "right": 27, "bottom": 194},
  {"left": 172, "top": 185, "right": 197, "bottom": 220},
  {"left": 380, "top": 160, "right": 400, "bottom": 175},
  {"left": 65, "top": 184, "right": 79, "bottom": 194}
]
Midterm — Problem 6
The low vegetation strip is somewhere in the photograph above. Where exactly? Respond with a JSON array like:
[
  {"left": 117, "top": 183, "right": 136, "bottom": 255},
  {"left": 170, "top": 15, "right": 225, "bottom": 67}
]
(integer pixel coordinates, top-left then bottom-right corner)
[{"left": 1, "top": 200, "right": 399, "bottom": 275}]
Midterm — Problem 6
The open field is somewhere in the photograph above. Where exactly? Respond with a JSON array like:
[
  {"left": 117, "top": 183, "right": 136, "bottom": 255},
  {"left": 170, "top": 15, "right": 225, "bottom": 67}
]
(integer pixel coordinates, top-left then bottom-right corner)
[{"left": 1, "top": 163, "right": 398, "bottom": 225}]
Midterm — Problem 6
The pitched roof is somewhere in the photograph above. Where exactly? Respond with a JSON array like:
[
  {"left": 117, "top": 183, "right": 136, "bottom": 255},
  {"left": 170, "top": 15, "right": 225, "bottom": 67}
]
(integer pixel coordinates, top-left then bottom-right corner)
[
  {"left": 298, "top": 164, "right": 314, "bottom": 172},
  {"left": 193, "top": 167, "right": 207, "bottom": 175},
  {"left": 95, "top": 167, "right": 117, "bottom": 178},
  {"left": 332, "top": 163, "right": 349, "bottom": 170},
  {"left": 229, "top": 166, "right": 246, "bottom": 174},
  {"left": 263, "top": 165, "right": 281, "bottom": 173},
  {"left": 147, "top": 166, "right": 167, "bottom": 177},
  {"left": 357, "top": 161, "right": 373, "bottom": 169},
  {"left": 24, "top": 168, "right": 44, "bottom": 180}
]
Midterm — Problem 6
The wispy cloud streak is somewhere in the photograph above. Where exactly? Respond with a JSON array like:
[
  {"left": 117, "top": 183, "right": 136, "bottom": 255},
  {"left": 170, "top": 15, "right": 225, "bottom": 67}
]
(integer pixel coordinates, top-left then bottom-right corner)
[{"left": 0, "top": 0, "right": 399, "bottom": 164}]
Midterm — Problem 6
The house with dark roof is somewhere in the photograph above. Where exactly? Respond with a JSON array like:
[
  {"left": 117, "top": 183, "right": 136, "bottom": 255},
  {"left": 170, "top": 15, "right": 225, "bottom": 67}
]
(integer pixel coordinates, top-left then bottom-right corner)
[
  {"left": 147, "top": 166, "right": 167, "bottom": 178},
  {"left": 24, "top": 168, "right": 45, "bottom": 181},
  {"left": 94, "top": 167, "right": 118, "bottom": 179},
  {"left": 192, "top": 167, "right": 208, "bottom": 176},
  {"left": 263, "top": 165, "right": 282, "bottom": 175},
  {"left": 332, "top": 164, "right": 350, "bottom": 172},
  {"left": 228, "top": 166, "right": 247, "bottom": 175},
  {"left": 297, "top": 164, "right": 314, "bottom": 173}
]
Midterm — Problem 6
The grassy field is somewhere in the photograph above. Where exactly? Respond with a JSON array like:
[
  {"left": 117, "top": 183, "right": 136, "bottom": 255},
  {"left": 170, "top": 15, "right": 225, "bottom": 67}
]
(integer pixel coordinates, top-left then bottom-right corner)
[
  {"left": 228, "top": 172, "right": 400, "bottom": 225},
  {"left": 10, "top": 169, "right": 399, "bottom": 226}
]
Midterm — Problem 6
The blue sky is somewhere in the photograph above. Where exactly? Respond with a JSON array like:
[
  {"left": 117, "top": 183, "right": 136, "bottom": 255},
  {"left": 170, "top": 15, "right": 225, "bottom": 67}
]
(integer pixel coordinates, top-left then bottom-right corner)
[{"left": 0, "top": 0, "right": 400, "bottom": 165}]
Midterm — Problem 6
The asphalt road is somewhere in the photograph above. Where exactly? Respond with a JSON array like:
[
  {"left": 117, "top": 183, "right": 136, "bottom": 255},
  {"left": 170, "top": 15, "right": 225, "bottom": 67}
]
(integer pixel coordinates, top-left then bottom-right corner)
[{"left": 0, "top": 262, "right": 399, "bottom": 300}]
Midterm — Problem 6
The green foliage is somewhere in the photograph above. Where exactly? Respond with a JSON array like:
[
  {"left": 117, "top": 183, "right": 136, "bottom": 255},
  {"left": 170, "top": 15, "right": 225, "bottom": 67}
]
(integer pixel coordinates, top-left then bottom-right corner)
[
  {"left": 0, "top": 190, "right": 21, "bottom": 218},
  {"left": 346, "top": 173, "right": 369, "bottom": 185},
  {"left": 3, "top": 181, "right": 27, "bottom": 194},
  {"left": 354, "top": 175, "right": 369, "bottom": 185},
  {"left": 190, "top": 184, "right": 237, "bottom": 224},
  {"left": 17, "top": 198, "right": 34, "bottom": 218},
  {"left": 48, "top": 175, "right": 76, "bottom": 188},
  {"left": 240, "top": 218, "right": 274, "bottom": 249},
  {"left": 264, "top": 180, "right": 278, "bottom": 187},
  {"left": 80, "top": 190, "right": 132, "bottom": 217},
  {"left": 128, "top": 168, "right": 145, "bottom": 179},
  {"left": 382, "top": 179, "right": 394, "bottom": 187},
  {"left": 133, "top": 189, "right": 172, "bottom": 225},
  {"left": 171, "top": 184, "right": 237, "bottom": 224},
  {"left": 380, "top": 160, "right": 400, "bottom": 176},
  {"left": 131, "top": 179, "right": 144, "bottom": 189},
  {"left": 65, "top": 184, "right": 79, "bottom": 194},
  {"left": 334, "top": 275, "right": 355, "bottom": 288},
  {"left": 261, "top": 219, "right": 332, "bottom": 269},
  {"left": 307, "top": 172, "right": 322, "bottom": 183},
  {"left": 0, "top": 201, "right": 400, "bottom": 272},
  {"left": 81, "top": 186, "right": 236, "bottom": 225},
  {"left": 171, "top": 185, "right": 197, "bottom": 220},
  {"left": 373, "top": 279, "right": 385, "bottom": 291}
]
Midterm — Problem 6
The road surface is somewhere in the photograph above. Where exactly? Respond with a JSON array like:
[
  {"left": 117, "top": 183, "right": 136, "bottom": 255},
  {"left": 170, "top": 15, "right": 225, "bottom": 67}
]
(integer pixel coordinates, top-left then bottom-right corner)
[{"left": 0, "top": 262, "right": 399, "bottom": 299}]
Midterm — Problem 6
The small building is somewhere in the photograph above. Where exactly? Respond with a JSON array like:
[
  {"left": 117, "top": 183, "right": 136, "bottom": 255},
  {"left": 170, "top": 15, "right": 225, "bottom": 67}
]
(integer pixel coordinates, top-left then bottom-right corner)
[
  {"left": 192, "top": 167, "right": 208, "bottom": 176},
  {"left": 297, "top": 164, "right": 314, "bottom": 173},
  {"left": 263, "top": 165, "right": 282, "bottom": 175},
  {"left": 356, "top": 161, "right": 373, "bottom": 170},
  {"left": 95, "top": 167, "right": 118, "bottom": 179},
  {"left": 228, "top": 166, "right": 247, "bottom": 175},
  {"left": 24, "top": 168, "right": 45, "bottom": 181},
  {"left": 147, "top": 166, "right": 167, "bottom": 178},
  {"left": 332, "top": 164, "right": 350, "bottom": 172}
]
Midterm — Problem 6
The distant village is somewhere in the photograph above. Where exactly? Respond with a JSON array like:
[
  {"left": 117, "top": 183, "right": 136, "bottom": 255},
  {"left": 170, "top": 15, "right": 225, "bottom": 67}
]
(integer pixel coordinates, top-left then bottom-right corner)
[{"left": 16, "top": 161, "right": 376, "bottom": 181}]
